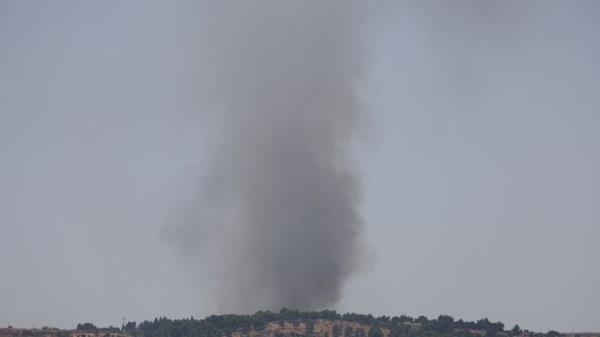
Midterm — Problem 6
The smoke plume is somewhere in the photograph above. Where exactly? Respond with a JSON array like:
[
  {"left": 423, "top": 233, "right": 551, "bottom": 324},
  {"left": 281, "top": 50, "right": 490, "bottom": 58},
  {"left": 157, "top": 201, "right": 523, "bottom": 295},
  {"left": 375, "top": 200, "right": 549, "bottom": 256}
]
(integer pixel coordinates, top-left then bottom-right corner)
[{"left": 165, "top": 0, "right": 370, "bottom": 313}]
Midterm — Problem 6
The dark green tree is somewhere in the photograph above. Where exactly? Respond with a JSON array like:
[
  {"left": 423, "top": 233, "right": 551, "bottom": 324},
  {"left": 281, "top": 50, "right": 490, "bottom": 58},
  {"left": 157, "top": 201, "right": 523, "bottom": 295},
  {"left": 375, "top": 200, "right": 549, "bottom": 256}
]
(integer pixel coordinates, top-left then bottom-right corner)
[
  {"left": 368, "top": 328, "right": 384, "bottom": 337},
  {"left": 77, "top": 323, "right": 98, "bottom": 332}
]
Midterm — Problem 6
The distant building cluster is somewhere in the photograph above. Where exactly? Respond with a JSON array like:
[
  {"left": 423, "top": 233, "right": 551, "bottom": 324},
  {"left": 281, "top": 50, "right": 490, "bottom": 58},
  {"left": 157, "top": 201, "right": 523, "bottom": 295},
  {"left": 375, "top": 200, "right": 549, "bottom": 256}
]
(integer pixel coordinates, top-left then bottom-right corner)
[
  {"left": 70, "top": 332, "right": 130, "bottom": 337},
  {"left": 0, "top": 328, "right": 130, "bottom": 337}
]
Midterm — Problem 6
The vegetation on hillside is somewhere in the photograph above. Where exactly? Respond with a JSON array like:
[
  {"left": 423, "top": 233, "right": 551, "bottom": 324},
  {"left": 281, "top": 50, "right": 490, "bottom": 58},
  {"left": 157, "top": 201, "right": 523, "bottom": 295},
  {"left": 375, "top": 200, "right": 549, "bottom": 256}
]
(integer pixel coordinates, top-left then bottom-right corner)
[{"left": 78, "top": 309, "right": 561, "bottom": 337}]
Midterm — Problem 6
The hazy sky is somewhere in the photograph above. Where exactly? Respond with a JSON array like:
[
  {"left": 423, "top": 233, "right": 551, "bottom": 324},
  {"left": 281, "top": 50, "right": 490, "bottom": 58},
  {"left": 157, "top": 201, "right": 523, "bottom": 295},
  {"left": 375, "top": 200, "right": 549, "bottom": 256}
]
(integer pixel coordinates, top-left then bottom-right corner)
[{"left": 1, "top": 0, "right": 599, "bottom": 333}]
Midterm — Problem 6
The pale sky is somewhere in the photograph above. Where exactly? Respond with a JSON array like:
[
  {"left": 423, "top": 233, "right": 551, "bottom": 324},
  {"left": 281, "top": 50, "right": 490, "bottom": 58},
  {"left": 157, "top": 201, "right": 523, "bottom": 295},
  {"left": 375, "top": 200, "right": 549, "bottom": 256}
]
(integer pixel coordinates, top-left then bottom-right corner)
[{"left": 1, "top": 0, "right": 599, "bottom": 333}]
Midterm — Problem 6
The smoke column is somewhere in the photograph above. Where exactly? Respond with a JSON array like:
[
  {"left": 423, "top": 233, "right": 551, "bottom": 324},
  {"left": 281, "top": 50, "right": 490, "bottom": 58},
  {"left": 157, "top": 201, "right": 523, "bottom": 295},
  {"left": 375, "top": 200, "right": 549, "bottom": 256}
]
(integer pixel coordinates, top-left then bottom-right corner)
[{"left": 165, "top": 0, "right": 370, "bottom": 312}]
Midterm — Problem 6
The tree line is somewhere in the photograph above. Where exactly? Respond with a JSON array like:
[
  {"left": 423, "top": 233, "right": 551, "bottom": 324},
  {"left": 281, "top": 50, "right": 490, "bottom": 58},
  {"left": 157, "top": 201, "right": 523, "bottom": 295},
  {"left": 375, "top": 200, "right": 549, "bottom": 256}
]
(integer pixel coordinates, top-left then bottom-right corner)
[{"left": 76, "top": 309, "right": 561, "bottom": 337}]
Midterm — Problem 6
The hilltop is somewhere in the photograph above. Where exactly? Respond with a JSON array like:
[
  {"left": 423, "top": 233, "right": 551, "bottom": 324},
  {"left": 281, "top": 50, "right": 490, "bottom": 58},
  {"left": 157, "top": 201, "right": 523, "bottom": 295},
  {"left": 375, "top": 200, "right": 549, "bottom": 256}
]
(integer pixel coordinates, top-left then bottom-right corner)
[
  {"left": 3, "top": 310, "right": 595, "bottom": 337},
  {"left": 127, "top": 310, "right": 540, "bottom": 337}
]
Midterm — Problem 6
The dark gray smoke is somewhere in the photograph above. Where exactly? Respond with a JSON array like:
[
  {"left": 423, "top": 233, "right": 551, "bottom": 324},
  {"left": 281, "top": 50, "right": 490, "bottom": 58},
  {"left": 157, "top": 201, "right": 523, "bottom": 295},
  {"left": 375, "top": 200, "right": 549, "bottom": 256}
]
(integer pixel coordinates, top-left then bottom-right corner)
[{"left": 165, "top": 0, "right": 370, "bottom": 313}]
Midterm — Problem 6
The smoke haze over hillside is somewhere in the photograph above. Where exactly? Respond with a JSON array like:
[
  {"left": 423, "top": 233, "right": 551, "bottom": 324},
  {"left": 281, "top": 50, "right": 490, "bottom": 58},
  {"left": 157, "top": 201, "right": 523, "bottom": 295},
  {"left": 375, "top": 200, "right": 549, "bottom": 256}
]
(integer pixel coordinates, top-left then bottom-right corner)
[{"left": 1, "top": 0, "right": 599, "bottom": 332}]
